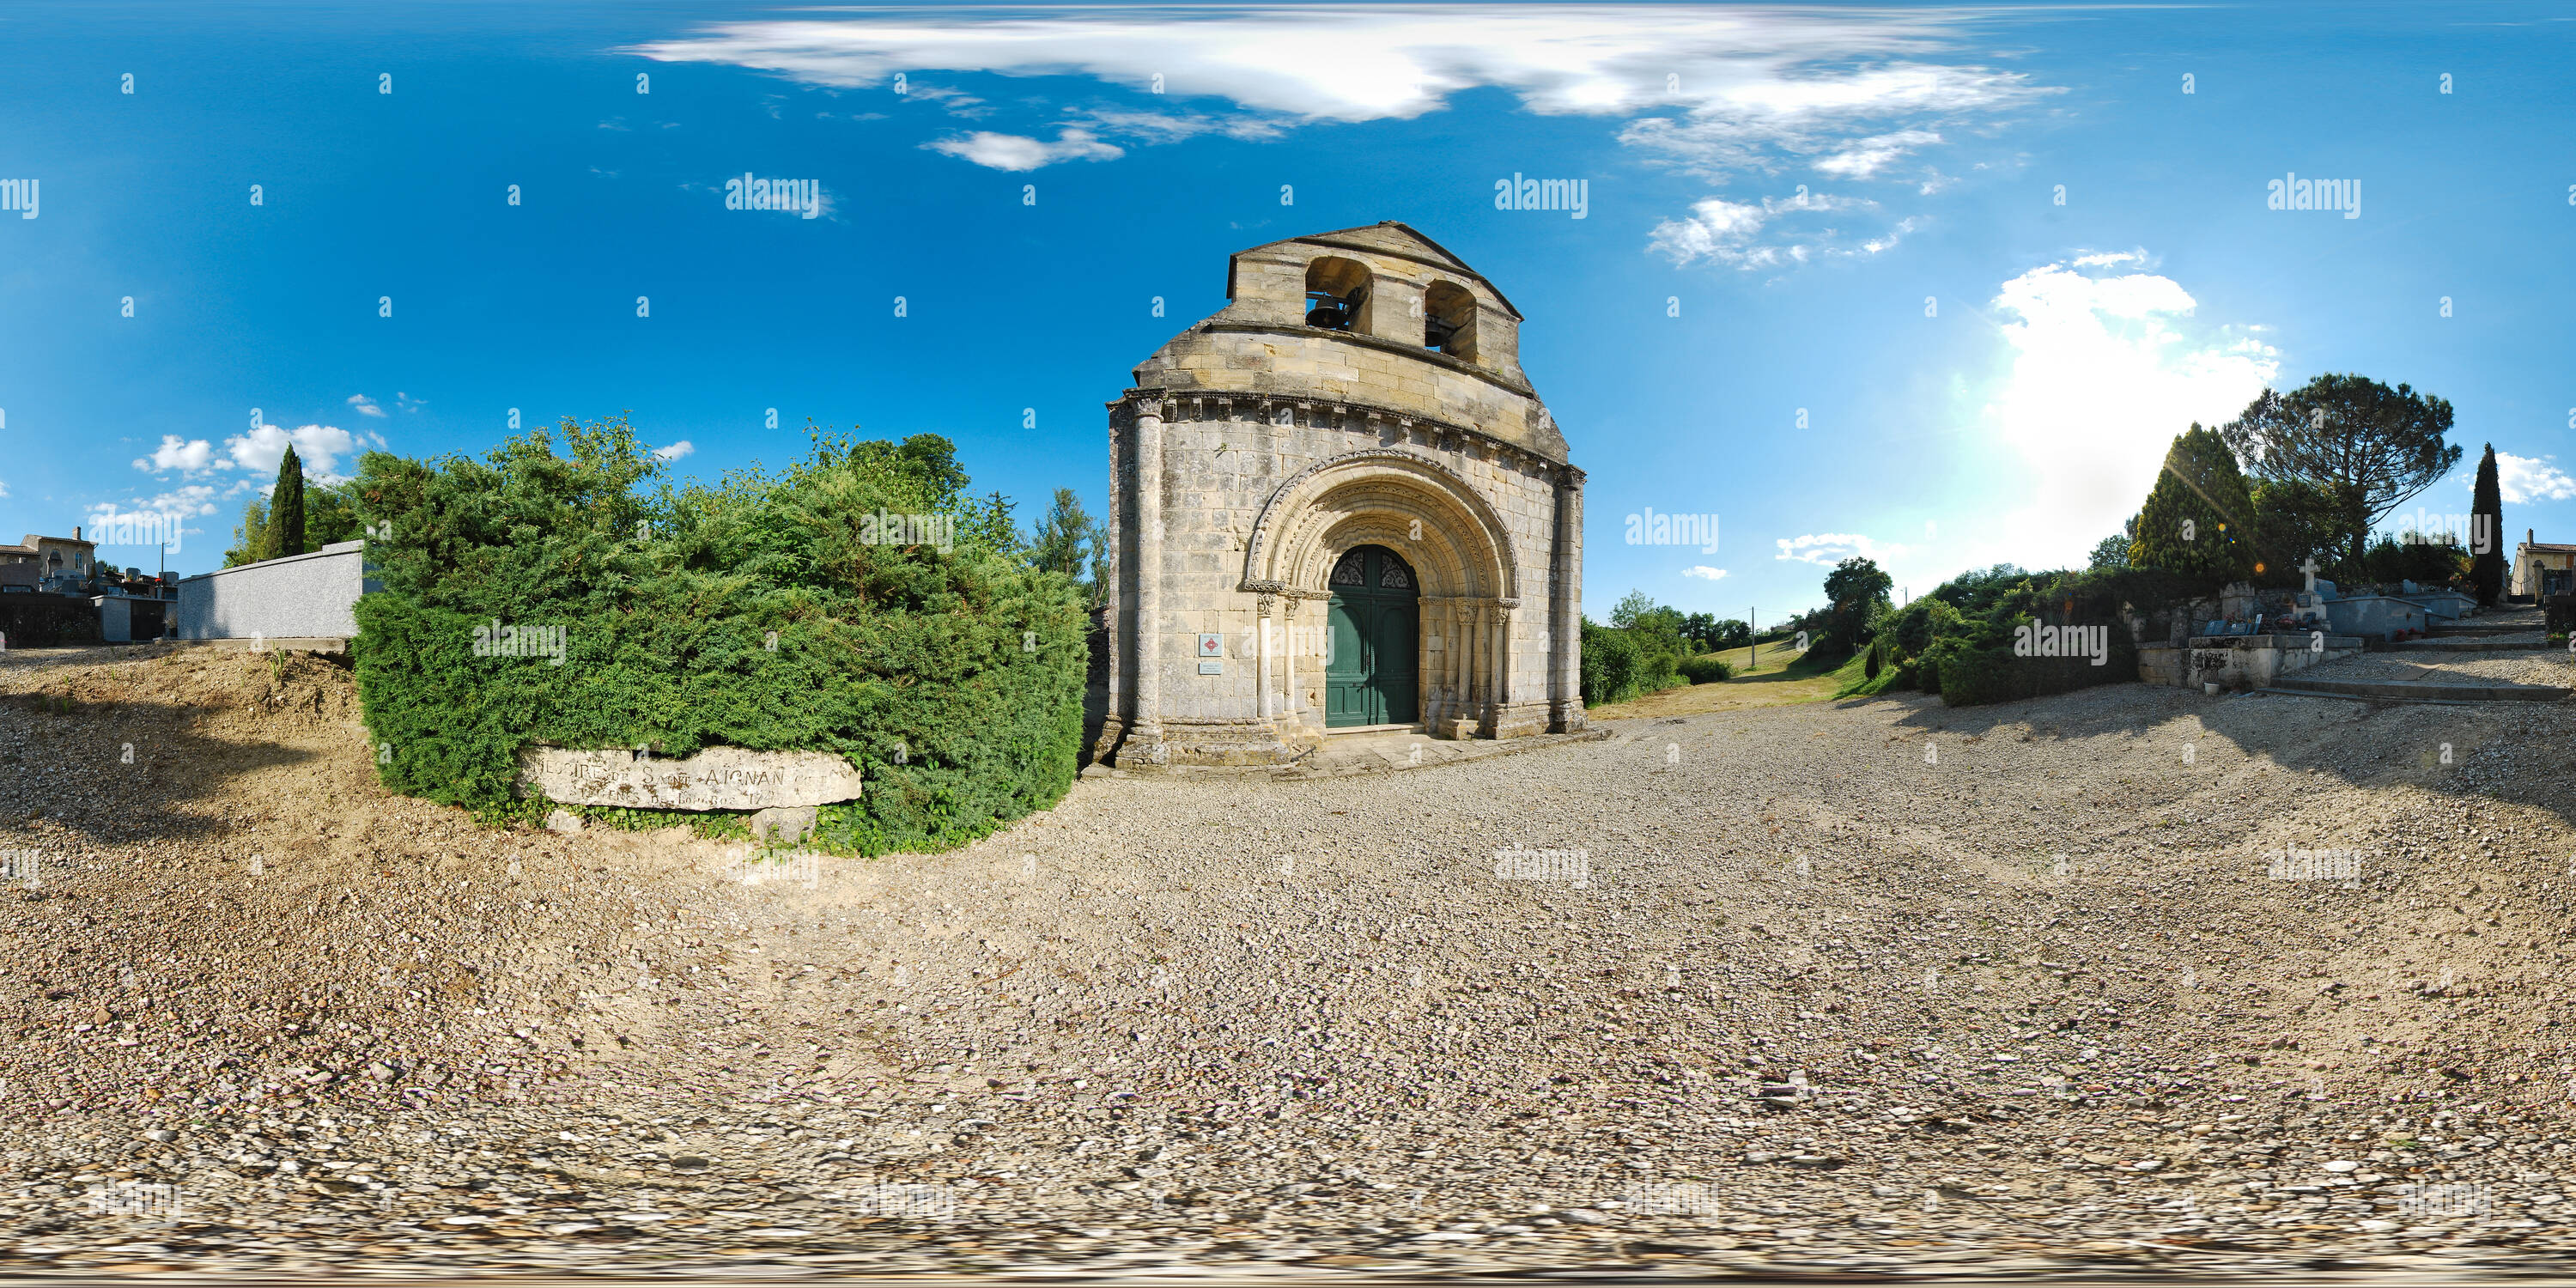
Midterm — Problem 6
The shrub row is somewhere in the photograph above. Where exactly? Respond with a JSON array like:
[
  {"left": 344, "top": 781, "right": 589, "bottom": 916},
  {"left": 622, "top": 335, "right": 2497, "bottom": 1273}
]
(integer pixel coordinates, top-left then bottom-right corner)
[
  {"left": 1578, "top": 619, "right": 1689, "bottom": 706},
  {"left": 1868, "top": 565, "right": 2201, "bottom": 708},
  {"left": 349, "top": 417, "right": 1088, "bottom": 855},
  {"left": 1676, "top": 654, "right": 1735, "bottom": 684}
]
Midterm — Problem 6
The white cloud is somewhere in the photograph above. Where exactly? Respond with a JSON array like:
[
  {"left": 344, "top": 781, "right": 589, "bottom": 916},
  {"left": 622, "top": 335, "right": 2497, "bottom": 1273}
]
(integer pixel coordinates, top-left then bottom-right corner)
[
  {"left": 85, "top": 485, "right": 221, "bottom": 551},
  {"left": 2499, "top": 453, "right": 2576, "bottom": 505},
  {"left": 224, "top": 423, "right": 362, "bottom": 483},
  {"left": 347, "top": 393, "right": 386, "bottom": 418},
  {"left": 653, "top": 440, "right": 696, "bottom": 461},
  {"left": 1813, "top": 128, "right": 1943, "bottom": 178},
  {"left": 88, "top": 485, "right": 219, "bottom": 523},
  {"left": 631, "top": 7, "right": 2054, "bottom": 179},
  {"left": 1070, "top": 107, "right": 1286, "bottom": 144},
  {"left": 1681, "top": 566, "right": 1728, "bottom": 580},
  {"left": 134, "top": 434, "right": 215, "bottom": 473},
  {"left": 1648, "top": 187, "right": 1898, "bottom": 269},
  {"left": 0, "top": 477, "right": 9, "bottom": 499},
  {"left": 397, "top": 392, "right": 426, "bottom": 413},
  {"left": 1973, "top": 255, "right": 2278, "bottom": 569},
  {"left": 925, "top": 127, "right": 1122, "bottom": 171},
  {"left": 1776, "top": 533, "right": 1910, "bottom": 565}
]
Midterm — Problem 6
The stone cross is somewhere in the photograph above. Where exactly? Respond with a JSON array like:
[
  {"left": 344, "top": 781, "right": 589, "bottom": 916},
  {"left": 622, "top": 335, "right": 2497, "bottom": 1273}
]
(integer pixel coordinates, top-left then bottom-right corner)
[{"left": 2300, "top": 556, "right": 2322, "bottom": 593}]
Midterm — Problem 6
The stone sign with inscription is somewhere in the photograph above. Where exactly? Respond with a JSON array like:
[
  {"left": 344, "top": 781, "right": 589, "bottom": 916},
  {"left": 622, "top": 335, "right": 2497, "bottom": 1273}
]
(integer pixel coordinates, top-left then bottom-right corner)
[{"left": 516, "top": 745, "right": 863, "bottom": 811}]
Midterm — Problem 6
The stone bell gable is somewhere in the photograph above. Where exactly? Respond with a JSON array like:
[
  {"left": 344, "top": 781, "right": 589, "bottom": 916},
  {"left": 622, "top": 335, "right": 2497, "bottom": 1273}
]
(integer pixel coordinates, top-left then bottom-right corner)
[{"left": 1097, "top": 222, "right": 1585, "bottom": 768}]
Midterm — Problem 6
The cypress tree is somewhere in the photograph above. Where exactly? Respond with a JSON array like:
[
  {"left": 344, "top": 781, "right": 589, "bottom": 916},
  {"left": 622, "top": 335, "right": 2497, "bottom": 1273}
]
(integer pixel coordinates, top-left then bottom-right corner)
[
  {"left": 266, "top": 446, "right": 307, "bottom": 561},
  {"left": 2128, "top": 423, "right": 2257, "bottom": 586},
  {"left": 2470, "top": 442, "right": 2504, "bottom": 605}
]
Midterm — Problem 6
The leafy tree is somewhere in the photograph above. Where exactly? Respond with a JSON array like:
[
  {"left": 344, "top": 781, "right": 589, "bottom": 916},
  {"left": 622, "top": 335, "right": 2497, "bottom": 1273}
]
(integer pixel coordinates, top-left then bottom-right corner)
[
  {"left": 1610, "top": 589, "right": 1660, "bottom": 629},
  {"left": 2129, "top": 424, "right": 2256, "bottom": 586},
  {"left": 1680, "top": 611, "right": 1751, "bottom": 653},
  {"left": 307, "top": 481, "right": 363, "bottom": 548},
  {"left": 2471, "top": 442, "right": 2505, "bottom": 605},
  {"left": 261, "top": 447, "right": 307, "bottom": 562},
  {"left": 1028, "top": 488, "right": 1101, "bottom": 604},
  {"left": 2363, "top": 533, "right": 2468, "bottom": 587},
  {"left": 2250, "top": 478, "right": 2347, "bottom": 585},
  {"left": 2087, "top": 533, "right": 2131, "bottom": 570},
  {"left": 2218, "top": 374, "right": 2461, "bottom": 569},
  {"left": 1824, "top": 556, "right": 1893, "bottom": 610},
  {"left": 1814, "top": 556, "right": 1891, "bottom": 659},
  {"left": 223, "top": 495, "right": 269, "bottom": 568},
  {"left": 1599, "top": 591, "right": 1686, "bottom": 696},
  {"left": 1680, "top": 611, "right": 1716, "bottom": 651}
]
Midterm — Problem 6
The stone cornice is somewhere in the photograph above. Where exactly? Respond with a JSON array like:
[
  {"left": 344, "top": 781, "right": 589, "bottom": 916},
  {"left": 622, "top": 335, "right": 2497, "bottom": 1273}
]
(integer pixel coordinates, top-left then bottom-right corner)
[{"left": 1113, "top": 388, "right": 1584, "bottom": 485}]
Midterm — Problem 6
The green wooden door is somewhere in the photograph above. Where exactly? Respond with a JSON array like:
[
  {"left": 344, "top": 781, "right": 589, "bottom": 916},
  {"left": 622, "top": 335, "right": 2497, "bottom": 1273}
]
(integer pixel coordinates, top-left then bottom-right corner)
[{"left": 1324, "top": 546, "right": 1420, "bottom": 728}]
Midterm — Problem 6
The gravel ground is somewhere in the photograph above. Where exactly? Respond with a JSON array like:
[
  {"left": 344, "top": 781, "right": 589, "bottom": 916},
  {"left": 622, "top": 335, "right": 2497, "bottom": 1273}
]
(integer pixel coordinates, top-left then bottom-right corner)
[
  {"left": 2303, "top": 648, "right": 2576, "bottom": 688},
  {"left": 7, "top": 643, "right": 2576, "bottom": 1279}
]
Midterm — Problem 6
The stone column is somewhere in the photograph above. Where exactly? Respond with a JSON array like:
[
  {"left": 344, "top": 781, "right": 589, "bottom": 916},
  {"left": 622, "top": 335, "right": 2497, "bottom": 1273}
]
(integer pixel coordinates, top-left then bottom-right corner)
[
  {"left": 1256, "top": 593, "right": 1275, "bottom": 721},
  {"left": 1126, "top": 398, "right": 1168, "bottom": 764},
  {"left": 1453, "top": 602, "right": 1469, "bottom": 726},
  {"left": 1489, "top": 602, "right": 1514, "bottom": 735},
  {"left": 1091, "top": 417, "right": 1127, "bottom": 760},
  {"left": 1551, "top": 471, "right": 1586, "bottom": 732},
  {"left": 1282, "top": 596, "right": 1300, "bottom": 731},
  {"left": 1431, "top": 601, "right": 1451, "bottom": 737},
  {"left": 1472, "top": 603, "right": 1488, "bottom": 708}
]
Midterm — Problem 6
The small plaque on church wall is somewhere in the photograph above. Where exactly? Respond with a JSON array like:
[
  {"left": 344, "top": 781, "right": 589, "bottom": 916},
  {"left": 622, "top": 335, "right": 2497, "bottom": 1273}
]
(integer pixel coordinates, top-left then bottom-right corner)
[
  {"left": 1199, "top": 660, "right": 1224, "bottom": 675},
  {"left": 1197, "top": 633, "right": 1224, "bottom": 657}
]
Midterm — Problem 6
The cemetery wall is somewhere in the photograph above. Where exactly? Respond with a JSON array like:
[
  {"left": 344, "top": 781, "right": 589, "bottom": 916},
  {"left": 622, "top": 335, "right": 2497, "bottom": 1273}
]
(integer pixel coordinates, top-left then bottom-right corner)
[{"left": 175, "top": 541, "right": 371, "bottom": 641}]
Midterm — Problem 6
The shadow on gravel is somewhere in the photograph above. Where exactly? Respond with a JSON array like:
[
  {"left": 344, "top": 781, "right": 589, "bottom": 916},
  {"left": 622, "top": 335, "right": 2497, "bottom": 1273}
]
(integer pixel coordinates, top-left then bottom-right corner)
[
  {"left": 1856, "top": 677, "right": 2576, "bottom": 827},
  {"left": 0, "top": 693, "right": 326, "bottom": 849}
]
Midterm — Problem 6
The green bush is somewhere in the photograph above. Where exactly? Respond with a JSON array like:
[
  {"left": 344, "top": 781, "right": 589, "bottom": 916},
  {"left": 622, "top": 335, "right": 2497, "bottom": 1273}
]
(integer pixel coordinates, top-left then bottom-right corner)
[
  {"left": 1856, "top": 564, "right": 2203, "bottom": 708},
  {"left": 1580, "top": 618, "right": 1643, "bottom": 706},
  {"left": 349, "top": 416, "right": 1087, "bottom": 856},
  {"left": 2361, "top": 534, "right": 2469, "bottom": 588},
  {"left": 1677, "top": 654, "right": 1734, "bottom": 684}
]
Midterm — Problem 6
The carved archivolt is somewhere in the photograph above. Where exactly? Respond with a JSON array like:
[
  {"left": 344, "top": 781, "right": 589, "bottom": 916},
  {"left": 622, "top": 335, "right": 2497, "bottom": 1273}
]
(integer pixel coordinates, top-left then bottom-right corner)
[{"left": 1240, "top": 450, "right": 1518, "bottom": 600}]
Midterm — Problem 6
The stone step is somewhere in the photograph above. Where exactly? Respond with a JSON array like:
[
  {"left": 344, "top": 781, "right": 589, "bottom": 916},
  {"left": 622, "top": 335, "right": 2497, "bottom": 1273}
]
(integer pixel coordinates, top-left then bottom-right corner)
[
  {"left": 2395, "top": 637, "right": 2551, "bottom": 652},
  {"left": 2260, "top": 677, "right": 2573, "bottom": 703},
  {"left": 2427, "top": 624, "right": 2543, "bottom": 637}
]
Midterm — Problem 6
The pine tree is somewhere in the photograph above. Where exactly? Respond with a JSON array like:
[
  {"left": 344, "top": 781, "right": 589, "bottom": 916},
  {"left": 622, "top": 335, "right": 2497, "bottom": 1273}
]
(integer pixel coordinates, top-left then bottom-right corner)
[
  {"left": 262, "top": 447, "right": 307, "bottom": 562},
  {"left": 2470, "top": 442, "right": 2505, "bottom": 605},
  {"left": 2129, "top": 424, "right": 2257, "bottom": 586}
]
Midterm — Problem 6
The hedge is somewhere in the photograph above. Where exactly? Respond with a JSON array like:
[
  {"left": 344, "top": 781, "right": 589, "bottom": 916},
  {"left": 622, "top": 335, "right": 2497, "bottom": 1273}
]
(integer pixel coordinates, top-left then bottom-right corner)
[
  {"left": 349, "top": 416, "right": 1088, "bottom": 855},
  {"left": 1866, "top": 565, "right": 2201, "bottom": 708},
  {"left": 1579, "top": 619, "right": 1643, "bottom": 707},
  {"left": 1677, "top": 654, "right": 1734, "bottom": 684}
]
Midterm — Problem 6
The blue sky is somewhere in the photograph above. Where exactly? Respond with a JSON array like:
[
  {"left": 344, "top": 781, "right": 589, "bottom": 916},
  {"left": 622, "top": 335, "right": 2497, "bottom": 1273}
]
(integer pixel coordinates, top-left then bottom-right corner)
[{"left": 4, "top": 2, "right": 2573, "bottom": 621}]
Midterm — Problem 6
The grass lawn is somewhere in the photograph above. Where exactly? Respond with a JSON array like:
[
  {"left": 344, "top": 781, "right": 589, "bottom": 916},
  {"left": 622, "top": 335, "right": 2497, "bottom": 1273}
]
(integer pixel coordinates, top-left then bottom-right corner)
[{"left": 1588, "top": 644, "right": 1873, "bottom": 720}]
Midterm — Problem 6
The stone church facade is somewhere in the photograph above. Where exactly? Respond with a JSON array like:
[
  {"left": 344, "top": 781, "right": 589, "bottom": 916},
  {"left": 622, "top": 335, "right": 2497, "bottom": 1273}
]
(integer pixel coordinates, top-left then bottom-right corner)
[{"left": 1095, "top": 222, "right": 1585, "bottom": 768}]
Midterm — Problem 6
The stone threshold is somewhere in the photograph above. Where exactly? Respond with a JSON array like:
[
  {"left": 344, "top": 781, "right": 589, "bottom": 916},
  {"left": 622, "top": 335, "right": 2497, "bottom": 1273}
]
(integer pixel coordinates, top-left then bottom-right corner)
[{"left": 1084, "top": 727, "right": 1609, "bottom": 779}]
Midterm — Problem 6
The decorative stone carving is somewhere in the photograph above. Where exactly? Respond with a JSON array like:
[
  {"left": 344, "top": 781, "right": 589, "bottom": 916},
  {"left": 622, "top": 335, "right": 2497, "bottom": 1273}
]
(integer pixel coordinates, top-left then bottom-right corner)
[{"left": 517, "top": 746, "right": 863, "bottom": 811}]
